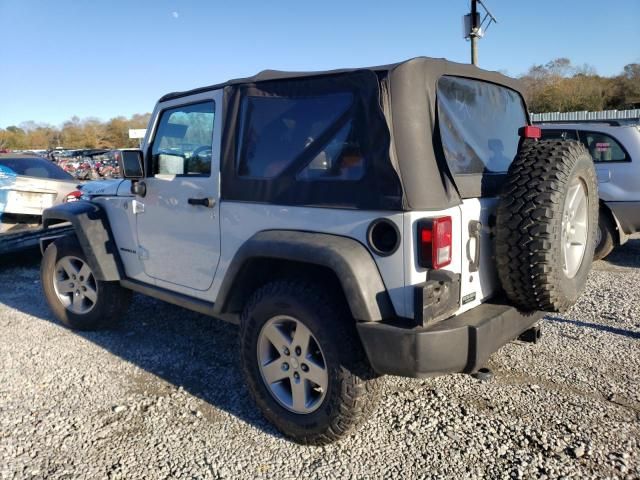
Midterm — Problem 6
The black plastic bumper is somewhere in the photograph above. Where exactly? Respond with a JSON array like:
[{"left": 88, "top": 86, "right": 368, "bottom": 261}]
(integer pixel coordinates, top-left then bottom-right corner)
[{"left": 356, "top": 302, "right": 544, "bottom": 378}]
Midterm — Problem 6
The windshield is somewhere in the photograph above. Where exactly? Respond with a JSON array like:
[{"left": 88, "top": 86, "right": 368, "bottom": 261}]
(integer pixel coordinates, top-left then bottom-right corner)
[
  {"left": 0, "top": 157, "right": 74, "bottom": 180},
  {"left": 437, "top": 76, "right": 527, "bottom": 175}
]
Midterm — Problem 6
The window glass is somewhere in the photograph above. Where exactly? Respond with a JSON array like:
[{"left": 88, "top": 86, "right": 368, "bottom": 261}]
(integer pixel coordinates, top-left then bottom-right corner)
[
  {"left": 0, "top": 157, "right": 74, "bottom": 180},
  {"left": 151, "top": 101, "right": 215, "bottom": 176},
  {"left": 437, "top": 76, "right": 527, "bottom": 174},
  {"left": 541, "top": 129, "right": 578, "bottom": 141},
  {"left": 578, "top": 131, "right": 627, "bottom": 162},
  {"left": 236, "top": 93, "right": 354, "bottom": 179},
  {"left": 296, "top": 120, "right": 365, "bottom": 181}
]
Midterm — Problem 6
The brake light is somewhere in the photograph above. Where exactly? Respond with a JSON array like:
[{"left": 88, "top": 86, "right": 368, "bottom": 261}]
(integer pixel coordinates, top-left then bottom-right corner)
[
  {"left": 518, "top": 125, "right": 542, "bottom": 139},
  {"left": 418, "top": 216, "right": 452, "bottom": 269},
  {"left": 64, "top": 190, "right": 82, "bottom": 202}
]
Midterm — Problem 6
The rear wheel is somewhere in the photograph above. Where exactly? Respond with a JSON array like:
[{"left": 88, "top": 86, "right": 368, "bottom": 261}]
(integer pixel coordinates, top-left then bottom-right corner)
[
  {"left": 240, "top": 279, "right": 380, "bottom": 445},
  {"left": 41, "top": 236, "right": 132, "bottom": 330},
  {"left": 496, "top": 139, "right": 598, "bottom": 312},
  {"left": 594, "top": 211, "right": 616, "bottom": 261}
]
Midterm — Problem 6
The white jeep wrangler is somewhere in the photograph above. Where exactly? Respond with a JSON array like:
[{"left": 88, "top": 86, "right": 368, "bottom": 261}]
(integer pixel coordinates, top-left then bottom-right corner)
[{"left": 39, "top": 57, "right": 598, "bottom": 444}]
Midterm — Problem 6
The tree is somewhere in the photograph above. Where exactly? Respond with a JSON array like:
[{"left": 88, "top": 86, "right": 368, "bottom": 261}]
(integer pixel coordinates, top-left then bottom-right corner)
[{"left": 520, "top": 59, "right": 639, "bottom": 113}]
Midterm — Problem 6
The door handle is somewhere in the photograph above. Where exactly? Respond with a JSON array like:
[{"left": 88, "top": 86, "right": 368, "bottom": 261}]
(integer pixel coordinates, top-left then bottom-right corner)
[{"left": 187, "top": 197, "right": 216, "bottom": 208}]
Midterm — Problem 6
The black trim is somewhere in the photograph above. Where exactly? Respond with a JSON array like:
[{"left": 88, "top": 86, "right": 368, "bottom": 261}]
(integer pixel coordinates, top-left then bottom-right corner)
[
  {"left": 357, "top": 301, "right": 543, "bottom": 378},
  {"left": 42, "top": 201, "right": 123, "bottom": 281},
  {"left": 366, "top": 218, "right": 400, "bottom": 257},
  {"left": 213, "top": 230, "right": 394, "bottom": 322},
  {"left": 606, "top": 201, "right": 640, "bottom": 235},
  {"left": 118, "top": 278, "right": 240, "bottom": 322}
]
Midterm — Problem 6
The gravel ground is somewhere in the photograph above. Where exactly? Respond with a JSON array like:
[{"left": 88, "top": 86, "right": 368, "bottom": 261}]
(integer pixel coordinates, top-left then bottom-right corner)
[{"left": 1, "top": 242, "right": 639, "bottom": 480}]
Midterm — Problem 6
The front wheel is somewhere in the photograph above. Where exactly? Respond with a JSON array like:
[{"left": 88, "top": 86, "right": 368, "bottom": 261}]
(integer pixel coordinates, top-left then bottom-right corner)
[
  {"left": 41, "top": 236, "right": 132, "bottom": 330},
  {"left": 240, "top": 280, "right": 380, "bottom": 445}
]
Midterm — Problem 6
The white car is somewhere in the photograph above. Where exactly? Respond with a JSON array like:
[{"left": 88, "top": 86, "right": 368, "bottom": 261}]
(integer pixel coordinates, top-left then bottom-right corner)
[
  {"left": 39, "top": 57, "right": 598, "bottom": 444},
  {"left": 0, "top": 154, "right": 79, "bottom": 235}
]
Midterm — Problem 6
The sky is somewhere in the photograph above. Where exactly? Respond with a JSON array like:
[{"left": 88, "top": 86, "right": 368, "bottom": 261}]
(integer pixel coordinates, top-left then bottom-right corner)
[{"left": 1, "top": 0, "right": 638, "bottom": 128}]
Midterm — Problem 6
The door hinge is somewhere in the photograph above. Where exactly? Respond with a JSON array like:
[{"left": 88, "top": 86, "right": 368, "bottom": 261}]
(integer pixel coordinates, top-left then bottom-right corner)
[
  {"left": 137, "top": 246, "right": 149, "bottom": 260},
  {"left": 132, "top": 200, "right": 145, "bottom": 215}
]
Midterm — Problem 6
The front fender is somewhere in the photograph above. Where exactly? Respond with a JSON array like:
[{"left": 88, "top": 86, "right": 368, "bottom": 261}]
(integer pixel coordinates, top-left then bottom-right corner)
[{"left": 42, "top": 201, "right": 123, "bottom": 281}]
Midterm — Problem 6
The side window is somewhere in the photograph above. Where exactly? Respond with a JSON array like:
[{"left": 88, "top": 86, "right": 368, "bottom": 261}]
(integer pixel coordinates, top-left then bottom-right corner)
[
  {"left": 151, "top": 101, "right": 215, "bottom": 176},
  {"left": 541, "top": 129, "right": 578, "bottom": 141},
  {"left": 578, "top": 131, "right": 628, "bottom": 162},
  {"left": 236, "top": 93, "right": 364, "bottom": 181}
]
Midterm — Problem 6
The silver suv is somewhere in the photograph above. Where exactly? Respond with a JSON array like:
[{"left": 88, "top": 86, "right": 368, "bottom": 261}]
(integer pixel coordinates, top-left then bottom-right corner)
[
  {"left": 38, "top": 57, "right": 598, "bottom": 444},
  {"left": 540, "top": 123, "right": 640, "bottom": 259}
]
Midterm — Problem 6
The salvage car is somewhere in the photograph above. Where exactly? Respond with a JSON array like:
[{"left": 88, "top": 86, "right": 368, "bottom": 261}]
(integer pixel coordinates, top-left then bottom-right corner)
[
  {"left": 541, "top": 123, "right": 640, "bottom": 259},
  {"left": 39, "top": 57, "right": 597, "bottom": 444},
  {"left": 0, "top": 154, "right": 79, "bottom": 235}
]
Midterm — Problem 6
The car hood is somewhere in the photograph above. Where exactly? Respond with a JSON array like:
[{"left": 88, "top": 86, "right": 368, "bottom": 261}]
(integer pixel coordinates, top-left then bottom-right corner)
[{"left": 81, "top": 179, "right": 131, "bottom": 197}]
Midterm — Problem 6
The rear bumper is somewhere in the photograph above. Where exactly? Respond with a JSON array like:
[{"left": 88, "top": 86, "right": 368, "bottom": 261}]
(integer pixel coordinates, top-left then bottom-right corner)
[{"left": 356, "top": 302, "right": 544, "bottom": 378}]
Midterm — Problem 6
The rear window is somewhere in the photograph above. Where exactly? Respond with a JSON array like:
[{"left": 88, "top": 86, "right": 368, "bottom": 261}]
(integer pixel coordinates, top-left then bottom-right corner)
[
  {"left": 437, "top": 76, "right": 527, "bottom": 175},
  {"left": 0, "top": 157, "right": 74, "bottom": 180}
]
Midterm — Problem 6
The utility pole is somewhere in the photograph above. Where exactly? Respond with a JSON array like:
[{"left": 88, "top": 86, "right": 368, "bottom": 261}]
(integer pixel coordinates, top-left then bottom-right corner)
[
  {"left": 470, "top": 0, "right": 479, "bottom": 66},
  {"left": 463, "top": 0, "right": 497, "bottom": 67}
]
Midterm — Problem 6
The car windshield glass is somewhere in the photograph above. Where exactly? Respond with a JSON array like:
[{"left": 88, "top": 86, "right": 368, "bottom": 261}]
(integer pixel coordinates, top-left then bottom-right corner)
[
  {"left": 437, "top": 76, "right": 527, "bottom": 174},
  {"left": 0, "top": 157, "right": 74, "bottom": 180}
]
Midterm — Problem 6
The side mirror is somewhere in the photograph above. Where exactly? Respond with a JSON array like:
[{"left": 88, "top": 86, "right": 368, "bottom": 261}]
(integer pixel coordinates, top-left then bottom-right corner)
[{"left": 114, "top": 149, "right": 144, "bottom": 179}]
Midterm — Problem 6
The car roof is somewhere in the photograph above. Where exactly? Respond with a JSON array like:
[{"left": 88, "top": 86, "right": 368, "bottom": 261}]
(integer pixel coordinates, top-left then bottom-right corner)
[{"left": 159, "top": 56, "right": 522, "bottom": 103}]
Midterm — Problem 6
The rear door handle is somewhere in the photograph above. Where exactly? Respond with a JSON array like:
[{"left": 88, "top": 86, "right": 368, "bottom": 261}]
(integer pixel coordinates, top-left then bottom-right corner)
[{"left": 187, "top": 197, "right": 216, "bottom": 208}]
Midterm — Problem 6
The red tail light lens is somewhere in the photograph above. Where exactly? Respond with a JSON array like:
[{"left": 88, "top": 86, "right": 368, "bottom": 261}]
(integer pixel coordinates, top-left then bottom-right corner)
[
  {"left": 64, "top": 190, "right": 82, "bottom": 202},
  {"left": 418, "top": 216, "right": 452, "bottom": 269}
]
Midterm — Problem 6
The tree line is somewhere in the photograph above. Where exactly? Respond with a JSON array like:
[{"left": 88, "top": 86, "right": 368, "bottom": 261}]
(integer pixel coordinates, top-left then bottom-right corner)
[
  {"left": 0, "top": 113, "right": 151, "bottom": 150},
  {"left": 1, "top": 59, "right": 638, "bottom": 150},
  {"left": 520, "top": 58, "right": 639, "bottom": 113}
]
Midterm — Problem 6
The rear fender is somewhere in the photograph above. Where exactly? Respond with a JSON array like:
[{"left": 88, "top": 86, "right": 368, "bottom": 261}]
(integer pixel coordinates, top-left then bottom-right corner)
[{"left": 214, "top": 230, "right": 395, "bottom": 322}]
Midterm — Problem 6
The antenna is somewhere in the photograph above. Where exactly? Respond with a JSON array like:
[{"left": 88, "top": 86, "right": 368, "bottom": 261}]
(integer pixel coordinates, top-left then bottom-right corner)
[{"left": 463, "top": 0, "right": 497, "bottom": 66}]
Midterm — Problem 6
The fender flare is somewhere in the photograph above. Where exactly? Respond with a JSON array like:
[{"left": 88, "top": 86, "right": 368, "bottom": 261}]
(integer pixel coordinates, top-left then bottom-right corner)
[
  {"left": 213, "top": 230, "right": 395, "bottom": 322},
  {"left": 42, "top": 201, "right": 123, "bottom": 281}
]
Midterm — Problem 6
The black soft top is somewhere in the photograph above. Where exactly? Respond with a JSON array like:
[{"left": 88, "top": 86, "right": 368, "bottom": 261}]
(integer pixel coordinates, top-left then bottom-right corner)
[
  {"left": 159, "top": 57, "right": 527, "bottom": 211},
  {"left": 160, "top": 57, "right": 521, "bottom": 103}
]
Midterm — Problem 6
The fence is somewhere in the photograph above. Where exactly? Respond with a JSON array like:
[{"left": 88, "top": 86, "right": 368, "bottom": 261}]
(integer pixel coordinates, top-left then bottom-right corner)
[{"left": 531, "top": 109, "right": 640, "bottom": 124}]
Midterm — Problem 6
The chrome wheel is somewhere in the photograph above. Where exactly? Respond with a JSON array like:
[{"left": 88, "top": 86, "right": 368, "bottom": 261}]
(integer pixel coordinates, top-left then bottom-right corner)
[
  {"left": 53, "top": 256, "right": 98, "bottom": 314},
  {"left": 257, "top": 315, "right": 328, "bottom": 414},
  {"left": 561, "top": 177, "right": 589, "bottom": 278}
]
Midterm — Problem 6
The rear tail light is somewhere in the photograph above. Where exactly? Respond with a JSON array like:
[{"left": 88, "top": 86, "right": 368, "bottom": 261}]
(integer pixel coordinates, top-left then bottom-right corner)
[
  {"left": 64, "top": 190, "right": 82, "bottom": 202},
  {"left": 418, "top": 216, "right": 452, "bottom": 269}
]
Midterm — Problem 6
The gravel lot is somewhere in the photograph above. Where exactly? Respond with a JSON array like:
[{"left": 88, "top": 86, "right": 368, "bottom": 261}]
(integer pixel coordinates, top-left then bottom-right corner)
[{"left": 1, "top": 242, "right": 639, "bottom": 479}]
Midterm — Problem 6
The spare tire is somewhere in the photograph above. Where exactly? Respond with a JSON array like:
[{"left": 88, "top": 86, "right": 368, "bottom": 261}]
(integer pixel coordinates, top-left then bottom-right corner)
[{"left": 496, "top": 139, "right": 598, "bottom": 312}]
